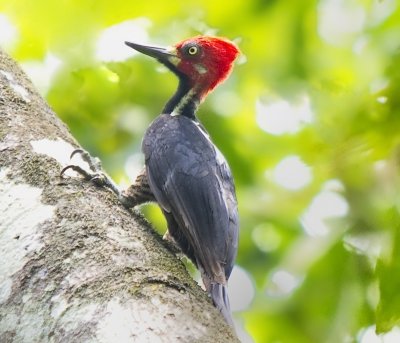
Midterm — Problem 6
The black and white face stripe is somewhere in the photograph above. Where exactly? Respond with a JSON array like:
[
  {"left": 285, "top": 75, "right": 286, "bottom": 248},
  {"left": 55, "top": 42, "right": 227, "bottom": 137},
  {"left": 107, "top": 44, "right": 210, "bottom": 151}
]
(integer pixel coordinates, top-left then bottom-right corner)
[
  {"left": 161, "top": 70, "right": 200, "bottom": 118},
  {"left": 170, "top": 89, "right": 196, "bottom": 117}
]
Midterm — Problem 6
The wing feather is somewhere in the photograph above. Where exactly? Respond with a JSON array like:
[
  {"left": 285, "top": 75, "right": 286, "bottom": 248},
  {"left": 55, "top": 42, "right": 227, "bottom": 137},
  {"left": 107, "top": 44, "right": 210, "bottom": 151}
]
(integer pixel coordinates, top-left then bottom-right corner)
[{"left": 143, "top": 114, "right": 238, "bottom": 282}]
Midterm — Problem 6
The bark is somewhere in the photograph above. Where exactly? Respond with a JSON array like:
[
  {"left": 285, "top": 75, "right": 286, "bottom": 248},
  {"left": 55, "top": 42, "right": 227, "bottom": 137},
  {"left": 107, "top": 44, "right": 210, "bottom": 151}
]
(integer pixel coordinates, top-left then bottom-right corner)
[{"left": 0, "top": 49, "right": 238, "bottom": 343}]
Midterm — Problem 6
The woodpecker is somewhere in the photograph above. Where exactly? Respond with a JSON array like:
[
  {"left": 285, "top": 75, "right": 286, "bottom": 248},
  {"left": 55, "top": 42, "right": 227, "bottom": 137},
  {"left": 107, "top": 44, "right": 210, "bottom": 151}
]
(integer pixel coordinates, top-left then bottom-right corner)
[{"left": 63, "top": 36, "right": 240, "bottom": 326}]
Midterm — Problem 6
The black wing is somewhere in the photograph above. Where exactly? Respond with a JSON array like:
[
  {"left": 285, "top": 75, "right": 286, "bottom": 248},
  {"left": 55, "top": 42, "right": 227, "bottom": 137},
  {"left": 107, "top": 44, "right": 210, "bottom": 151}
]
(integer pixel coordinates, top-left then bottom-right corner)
[{"left": 143, "top": 114, "right": 238, "bottom": 283}]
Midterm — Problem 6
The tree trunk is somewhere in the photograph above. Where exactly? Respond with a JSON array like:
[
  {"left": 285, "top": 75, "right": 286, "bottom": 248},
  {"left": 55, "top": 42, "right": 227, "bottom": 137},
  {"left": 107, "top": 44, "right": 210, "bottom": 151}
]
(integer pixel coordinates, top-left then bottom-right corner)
[{"left": 0, "top": 49, "right": 238, "bottom": 343}]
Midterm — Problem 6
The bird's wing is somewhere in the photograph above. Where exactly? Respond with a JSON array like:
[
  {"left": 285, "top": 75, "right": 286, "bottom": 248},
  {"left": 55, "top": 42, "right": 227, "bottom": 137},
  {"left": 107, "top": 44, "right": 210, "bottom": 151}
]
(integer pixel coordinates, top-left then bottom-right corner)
[{"left": 143, "top": 115, "right": 238, "bottom": 283}]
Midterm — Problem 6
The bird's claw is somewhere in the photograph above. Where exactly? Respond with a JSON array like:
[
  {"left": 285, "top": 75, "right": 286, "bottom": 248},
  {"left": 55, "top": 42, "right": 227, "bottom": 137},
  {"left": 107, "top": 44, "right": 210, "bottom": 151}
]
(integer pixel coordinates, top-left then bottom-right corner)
[
  {"left": 69, "top": 149, "right": 102, "bottom": 172},
  {"left": 60, "top": 163, "right": 93, "bottom": 181},
  {"left": 60, "top": 148, "right": 102, "bottom": 180},
  {"left": 60, "top": 149, "right": 121, "bottom": 195}
]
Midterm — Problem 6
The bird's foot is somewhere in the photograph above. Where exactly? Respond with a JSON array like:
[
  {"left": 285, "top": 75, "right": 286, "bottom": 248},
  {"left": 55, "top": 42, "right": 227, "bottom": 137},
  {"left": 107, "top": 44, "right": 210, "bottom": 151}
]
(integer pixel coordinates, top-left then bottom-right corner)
[
  {"left": 61, "top": 149, "right": 121, "bottom": 197},
  {"left": 162, "top": 230, "right": 182, "bottom": 254}
]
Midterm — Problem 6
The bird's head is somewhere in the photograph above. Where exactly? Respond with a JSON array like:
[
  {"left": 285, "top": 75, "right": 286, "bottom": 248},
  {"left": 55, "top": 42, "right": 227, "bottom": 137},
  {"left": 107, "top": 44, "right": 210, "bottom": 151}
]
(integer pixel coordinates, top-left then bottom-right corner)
[{"left": 125, "top": 36, "right": 240, "bottom": 101}]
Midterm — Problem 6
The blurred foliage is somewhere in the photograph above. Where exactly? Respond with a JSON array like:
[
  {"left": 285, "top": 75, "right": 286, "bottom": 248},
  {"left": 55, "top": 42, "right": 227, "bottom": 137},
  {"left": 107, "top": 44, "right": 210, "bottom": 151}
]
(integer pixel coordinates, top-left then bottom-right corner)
[{"left": 2, "top": 0, "right": 400, "bottom": 341}]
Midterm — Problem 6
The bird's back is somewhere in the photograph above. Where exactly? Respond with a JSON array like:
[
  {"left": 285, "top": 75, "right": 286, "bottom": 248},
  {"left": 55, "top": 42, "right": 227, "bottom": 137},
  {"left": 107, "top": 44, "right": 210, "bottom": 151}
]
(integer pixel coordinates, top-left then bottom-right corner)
[{"left": 142, "top": 113, "right": 239, "bottom": 282}]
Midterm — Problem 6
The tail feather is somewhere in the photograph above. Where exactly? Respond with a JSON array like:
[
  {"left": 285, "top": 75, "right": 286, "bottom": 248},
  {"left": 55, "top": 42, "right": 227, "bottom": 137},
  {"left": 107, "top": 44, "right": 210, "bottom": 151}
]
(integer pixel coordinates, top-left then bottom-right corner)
[{"left": 210, "top": 283, "right": 234, "bottom": 326}]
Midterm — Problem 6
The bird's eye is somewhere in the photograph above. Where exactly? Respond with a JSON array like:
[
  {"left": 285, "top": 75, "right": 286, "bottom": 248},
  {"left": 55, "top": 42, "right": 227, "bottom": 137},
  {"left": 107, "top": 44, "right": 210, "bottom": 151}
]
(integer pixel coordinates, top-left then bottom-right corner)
[{"left": 188, "top": 46, "right": 198, "bottom": 55}]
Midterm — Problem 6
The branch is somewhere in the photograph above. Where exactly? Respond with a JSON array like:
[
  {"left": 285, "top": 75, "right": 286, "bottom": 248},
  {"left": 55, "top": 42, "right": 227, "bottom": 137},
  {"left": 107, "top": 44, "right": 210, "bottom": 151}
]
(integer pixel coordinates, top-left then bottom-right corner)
[{"left": 0, "top": 49, "right": 238, "bottom": 342}]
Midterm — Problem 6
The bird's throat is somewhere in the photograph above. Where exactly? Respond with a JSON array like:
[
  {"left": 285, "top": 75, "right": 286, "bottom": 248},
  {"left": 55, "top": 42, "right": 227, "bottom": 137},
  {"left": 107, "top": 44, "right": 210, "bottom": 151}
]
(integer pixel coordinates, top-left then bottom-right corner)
[
  {"left": 170, "top": 89, "right": 200, "bottom": 117},
  {"left": 163, "top": 78, "right": 200, "bottom": 118}
]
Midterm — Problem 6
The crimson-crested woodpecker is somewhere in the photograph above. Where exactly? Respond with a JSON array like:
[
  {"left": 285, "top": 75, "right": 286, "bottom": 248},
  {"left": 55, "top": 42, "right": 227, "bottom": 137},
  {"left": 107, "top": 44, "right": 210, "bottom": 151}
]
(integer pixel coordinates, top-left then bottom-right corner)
[{"left": 63, "top": 36, "right": 240, "bottom": 326}]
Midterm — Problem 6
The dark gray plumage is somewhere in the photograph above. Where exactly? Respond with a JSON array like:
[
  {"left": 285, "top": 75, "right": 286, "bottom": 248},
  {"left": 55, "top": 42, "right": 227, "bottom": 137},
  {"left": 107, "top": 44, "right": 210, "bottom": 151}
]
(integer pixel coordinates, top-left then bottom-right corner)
[
  {"left": 143, "top": 113, "right": 238, "bottom": 325},
  {"left": 144, "top": 114, "right": 238, "bottom": 276}
]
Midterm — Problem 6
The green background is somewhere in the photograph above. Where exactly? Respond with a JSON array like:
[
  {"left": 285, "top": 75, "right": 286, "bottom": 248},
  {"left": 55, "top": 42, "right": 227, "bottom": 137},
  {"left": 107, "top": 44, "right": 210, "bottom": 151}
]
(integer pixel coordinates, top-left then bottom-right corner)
[{"left": 2, "top": 0, "right": 400, "bottom": 341}]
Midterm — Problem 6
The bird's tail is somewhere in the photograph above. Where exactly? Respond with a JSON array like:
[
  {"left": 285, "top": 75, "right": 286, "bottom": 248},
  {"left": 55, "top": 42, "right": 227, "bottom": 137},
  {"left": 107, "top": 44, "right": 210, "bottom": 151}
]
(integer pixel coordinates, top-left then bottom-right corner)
[{"left": 210, "top": 283, "right": 234, "bottom": 326}]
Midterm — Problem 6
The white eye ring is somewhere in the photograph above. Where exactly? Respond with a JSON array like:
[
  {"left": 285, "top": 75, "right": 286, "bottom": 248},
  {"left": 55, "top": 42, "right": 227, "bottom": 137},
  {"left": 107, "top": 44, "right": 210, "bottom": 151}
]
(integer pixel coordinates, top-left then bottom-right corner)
[{"left": 188, "top": 46, "right": 198, "bottom": 55}]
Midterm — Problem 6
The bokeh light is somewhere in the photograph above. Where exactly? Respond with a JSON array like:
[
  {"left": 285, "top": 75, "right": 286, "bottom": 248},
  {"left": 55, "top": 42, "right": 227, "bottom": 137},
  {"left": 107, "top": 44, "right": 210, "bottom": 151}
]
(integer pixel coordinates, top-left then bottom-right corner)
[
  {"left": 271, "top": 155, "right": 313, "bottom": 191},
  {"left": 256, "top": 95, "right": 313, "bottom": 135}
]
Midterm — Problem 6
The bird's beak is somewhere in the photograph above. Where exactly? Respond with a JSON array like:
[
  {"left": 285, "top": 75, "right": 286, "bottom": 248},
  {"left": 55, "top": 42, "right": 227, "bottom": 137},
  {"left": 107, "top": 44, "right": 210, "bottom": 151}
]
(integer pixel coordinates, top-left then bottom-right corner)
[{"left": 125, "top": 41, "right": 178, "bottom": 65}]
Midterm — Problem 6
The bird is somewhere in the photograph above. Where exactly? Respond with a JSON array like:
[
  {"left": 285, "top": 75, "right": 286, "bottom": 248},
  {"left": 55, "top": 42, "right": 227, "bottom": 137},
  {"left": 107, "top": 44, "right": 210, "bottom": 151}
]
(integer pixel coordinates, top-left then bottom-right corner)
[{"left": 62, "top": 35, "right": 240, "bottom": 326}]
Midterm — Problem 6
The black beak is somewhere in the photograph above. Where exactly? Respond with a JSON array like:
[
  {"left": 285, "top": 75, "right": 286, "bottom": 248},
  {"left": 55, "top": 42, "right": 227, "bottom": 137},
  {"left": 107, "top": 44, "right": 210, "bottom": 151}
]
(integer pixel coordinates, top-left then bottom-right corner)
[{"left": 125, "top": 41, "right": 176, "bottom": 63}]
